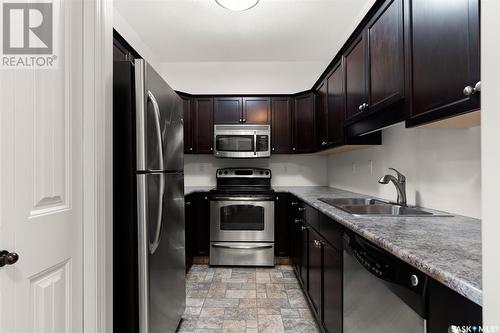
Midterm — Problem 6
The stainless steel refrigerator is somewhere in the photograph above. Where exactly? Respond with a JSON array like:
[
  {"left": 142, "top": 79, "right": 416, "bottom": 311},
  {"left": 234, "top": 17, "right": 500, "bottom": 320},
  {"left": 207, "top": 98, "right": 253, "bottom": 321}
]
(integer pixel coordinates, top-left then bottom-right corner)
[{"left": 113, "top": 59, "right": 185, "bottom": 333}]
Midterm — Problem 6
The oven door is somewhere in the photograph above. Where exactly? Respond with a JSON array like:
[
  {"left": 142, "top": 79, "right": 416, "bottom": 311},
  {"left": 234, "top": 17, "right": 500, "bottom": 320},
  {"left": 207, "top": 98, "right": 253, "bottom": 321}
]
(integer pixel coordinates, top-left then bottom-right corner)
[
  {"left": 210, "top": 199, "right": 274, "bottom": 242},
  {"left": 213, "top": 125, "right": 271, "bottom": 158}
]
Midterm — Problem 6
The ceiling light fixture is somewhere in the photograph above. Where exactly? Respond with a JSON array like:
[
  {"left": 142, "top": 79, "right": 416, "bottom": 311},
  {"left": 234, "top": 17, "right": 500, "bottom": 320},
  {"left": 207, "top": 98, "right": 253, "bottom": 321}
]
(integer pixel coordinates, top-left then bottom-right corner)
[{"left": 216, "top": 0, "right": 259, "bottom": 11}]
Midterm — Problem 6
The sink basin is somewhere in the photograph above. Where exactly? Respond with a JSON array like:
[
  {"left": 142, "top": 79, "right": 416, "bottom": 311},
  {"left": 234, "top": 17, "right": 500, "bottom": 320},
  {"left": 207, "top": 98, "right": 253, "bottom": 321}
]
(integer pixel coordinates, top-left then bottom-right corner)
[
  {"left": 318, "top": 197, "right": 452, "bottom": 217},
  {"left": 340, "top": 204, "right": 434, "bottom": 216},
  {"left": 319, "top": 197, "right": 386, "bottom": 206}
]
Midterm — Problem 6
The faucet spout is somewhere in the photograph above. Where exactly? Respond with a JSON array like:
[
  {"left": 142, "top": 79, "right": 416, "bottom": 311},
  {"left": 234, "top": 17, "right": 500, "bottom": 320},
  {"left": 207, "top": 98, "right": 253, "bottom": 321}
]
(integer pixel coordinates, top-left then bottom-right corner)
[{"left": 378, "top": 168, "right": 407, "bottom": 206}]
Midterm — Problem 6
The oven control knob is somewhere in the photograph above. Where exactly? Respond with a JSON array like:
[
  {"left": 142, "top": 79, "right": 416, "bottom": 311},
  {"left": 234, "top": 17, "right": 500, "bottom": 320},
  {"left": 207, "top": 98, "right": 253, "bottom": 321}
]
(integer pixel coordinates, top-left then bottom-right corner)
[
  {"left": 224, "top": 171, "right": 228, "bottom": 175},
  {"left": 218, "top": 171, "right": 222, "bottom": 175},
  {"left": 260, "top": 171, "right": 264, "bottom": 175},
  {"left": 265, "top": 171, "right": 269, "bottom": 175},
  {"left": 410, "top": 274, "right": 419, "bottom": 287}
]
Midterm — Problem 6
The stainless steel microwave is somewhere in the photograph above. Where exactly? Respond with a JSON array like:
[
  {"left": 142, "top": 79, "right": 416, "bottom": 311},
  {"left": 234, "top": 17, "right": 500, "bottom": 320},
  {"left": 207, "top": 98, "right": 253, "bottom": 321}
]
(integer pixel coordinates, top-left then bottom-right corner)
[{"left": 213, "top": 124, "right": 271, "bottom": 158}]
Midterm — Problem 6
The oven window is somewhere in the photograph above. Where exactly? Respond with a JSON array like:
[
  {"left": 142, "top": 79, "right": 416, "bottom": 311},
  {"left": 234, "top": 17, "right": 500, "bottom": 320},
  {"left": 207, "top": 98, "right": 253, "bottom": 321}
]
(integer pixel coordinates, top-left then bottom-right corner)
[
  {"left": 216, "top": 135, "right": 254, "bottom": 152},
  {"left": 220, "top": 205, "right": 265, "bottom": 231}
]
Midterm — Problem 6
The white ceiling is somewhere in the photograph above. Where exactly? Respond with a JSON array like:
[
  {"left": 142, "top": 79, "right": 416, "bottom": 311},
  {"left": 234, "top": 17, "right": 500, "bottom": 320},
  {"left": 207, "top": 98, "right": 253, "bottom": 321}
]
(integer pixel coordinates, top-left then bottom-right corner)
[{"left": 114, "top": 0, "right": 375, "bottom": 93}]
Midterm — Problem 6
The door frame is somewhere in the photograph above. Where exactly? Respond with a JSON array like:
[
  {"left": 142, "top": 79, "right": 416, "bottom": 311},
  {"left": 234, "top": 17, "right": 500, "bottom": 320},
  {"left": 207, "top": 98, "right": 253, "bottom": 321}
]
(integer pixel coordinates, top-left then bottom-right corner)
[{"left": 82, "top": 0, "right": 113, "bottom": 332}]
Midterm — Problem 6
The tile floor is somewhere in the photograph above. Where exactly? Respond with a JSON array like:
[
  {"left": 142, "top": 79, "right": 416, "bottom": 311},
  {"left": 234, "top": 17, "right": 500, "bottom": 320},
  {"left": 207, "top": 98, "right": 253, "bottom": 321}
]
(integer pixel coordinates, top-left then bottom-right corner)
[{"left": 177, "top": 265, "right": 321, "bottom": 333}]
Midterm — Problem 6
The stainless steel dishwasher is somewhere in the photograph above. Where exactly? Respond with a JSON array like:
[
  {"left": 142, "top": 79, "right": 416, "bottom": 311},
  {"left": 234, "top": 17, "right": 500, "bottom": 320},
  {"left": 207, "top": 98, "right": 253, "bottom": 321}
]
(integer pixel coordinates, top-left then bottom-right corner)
[{"left": 343, "top": 231, "right": 428, "bottom": 333}]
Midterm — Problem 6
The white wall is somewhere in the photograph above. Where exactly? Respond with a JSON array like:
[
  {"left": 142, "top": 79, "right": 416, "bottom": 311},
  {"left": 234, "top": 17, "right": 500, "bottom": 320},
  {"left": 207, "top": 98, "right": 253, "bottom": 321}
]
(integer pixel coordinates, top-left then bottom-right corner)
[
  {"left": 161, "top": 61, "right": 327, "bottom": 95},
  {"left": 113, "top": 8, "right": 162, "bottom": 72},
  {"left": 184, "top": 155, "right": 327, "bottom": 187},
  {"left": 481, "top": 0, "right": 500, "bottom": 324},
  {"left": 327, "top": 122, "right": 481, "bottom": 218}
]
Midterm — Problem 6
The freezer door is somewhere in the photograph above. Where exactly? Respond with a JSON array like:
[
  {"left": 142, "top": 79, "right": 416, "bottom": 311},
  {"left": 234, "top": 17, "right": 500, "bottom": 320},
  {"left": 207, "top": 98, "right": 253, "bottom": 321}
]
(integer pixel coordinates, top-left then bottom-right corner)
[
  {"left": 137, "top": 172, "right": 186, "bottom": 333},
  {"left": 135, "top": 59, "right": 184, "bottom": 172}
]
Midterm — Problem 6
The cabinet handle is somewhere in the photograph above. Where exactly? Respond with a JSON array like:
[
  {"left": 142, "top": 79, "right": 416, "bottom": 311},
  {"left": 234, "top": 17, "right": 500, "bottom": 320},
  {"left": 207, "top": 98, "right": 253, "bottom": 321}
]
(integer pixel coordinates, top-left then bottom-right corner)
[
  {"left": 272, "top": 147, "right": 275, "bottom": 152},
  {"left": 301, "top": 226, "right": 308, "bottom": 231},
  {"left": 463, "top": 81, "right": 481, "bottom": 96},
  {"left": 185, "top": 201, "right": 191, "bottom": 206},
  {"left": 189, "top": 147, "right": 193, "bottom": 151},
  {"left": 204, "top": 196, "right": 208, "bottom": 200},
  {"left": 358, "top": 104, "right": 364, "bottom": 111},
  {"left": 314, "top": 240, "right": 324, "bottom": 248},
  {"left": 298, "top": 207, "right": 305, "bottom": 212},
  {"left": 210, "top": 147, "right": 213, "bottom": 151},
  {"left": 292, "top": 147, "right": 296, "bottom": 151},
  {"left": 294, "top": 218, "right": 303, "bottom": 224},
  {"left": 321, "top": 141, "right": 327, "bottom": 147},
  {"left": 242, "top": 118, "right": 246, "bottom": 122},
  {"left": 362, "top": 103, "right": 369, "bottom": 110},
  {"left": 291, "top": 202, "right": 298, "bottom": 206},
  {"left": 239, "top": 118, "right": 243, "bottom": 122}
]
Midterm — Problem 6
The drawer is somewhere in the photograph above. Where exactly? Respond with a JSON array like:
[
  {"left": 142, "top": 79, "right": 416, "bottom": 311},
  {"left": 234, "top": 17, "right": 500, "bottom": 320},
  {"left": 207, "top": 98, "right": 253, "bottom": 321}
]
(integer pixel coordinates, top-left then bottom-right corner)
[
  {"left": 319, "top": 213, "right": 342, "bottom": 251},
  {"left": 209, "top": 242, "right": 274, "bottom": 266}
]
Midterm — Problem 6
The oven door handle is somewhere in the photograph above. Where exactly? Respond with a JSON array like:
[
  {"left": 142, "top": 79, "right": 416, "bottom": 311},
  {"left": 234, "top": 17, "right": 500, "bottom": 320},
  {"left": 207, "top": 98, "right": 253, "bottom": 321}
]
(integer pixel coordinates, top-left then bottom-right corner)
[
  {"left": 212, "top": 243, "right": 273, "bottom": 250},
  {"left": 211, "top": 196, "right": 275, "bottom": 201},
  {"left": 253, "top": 132, "right": 257, "bottom": 156}
]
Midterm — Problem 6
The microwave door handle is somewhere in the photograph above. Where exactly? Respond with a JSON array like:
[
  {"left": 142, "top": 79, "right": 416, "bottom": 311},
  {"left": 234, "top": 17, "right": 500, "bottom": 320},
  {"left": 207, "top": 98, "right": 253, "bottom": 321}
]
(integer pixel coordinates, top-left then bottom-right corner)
[
  {"left": 147, "top": 91, "right": 164, "bottom": 171},
  {"left": 253, "top": 132, "right": 257, "bottom": 156}
]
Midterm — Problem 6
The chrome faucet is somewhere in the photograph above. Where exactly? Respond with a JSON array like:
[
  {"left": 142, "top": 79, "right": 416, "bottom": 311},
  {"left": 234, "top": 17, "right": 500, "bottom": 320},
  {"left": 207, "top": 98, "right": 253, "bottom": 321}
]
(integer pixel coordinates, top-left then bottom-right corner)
[{"left": 378, "top": 168, "right": 407, "bottom": 206}]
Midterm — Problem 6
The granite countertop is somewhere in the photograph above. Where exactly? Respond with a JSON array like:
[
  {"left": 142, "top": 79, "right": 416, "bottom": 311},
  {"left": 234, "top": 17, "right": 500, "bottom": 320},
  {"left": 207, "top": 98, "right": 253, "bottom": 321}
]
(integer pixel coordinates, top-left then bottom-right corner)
[
  {"left": 184, "top": 185, "right": 482, "bottom": 306},
  {"left": 185, "top": 186, "right": 213, "bottom": 195}
]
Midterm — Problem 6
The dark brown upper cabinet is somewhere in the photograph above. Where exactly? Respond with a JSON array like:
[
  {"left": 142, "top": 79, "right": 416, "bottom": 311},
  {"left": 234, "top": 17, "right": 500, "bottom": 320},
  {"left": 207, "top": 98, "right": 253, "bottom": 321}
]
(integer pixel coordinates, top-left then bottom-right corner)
[
  {"left": 214, "top": 97, "right": 242, "bottom": 124},
  {"left": 193, "top": 98, "right": 214, "bottom": 154},
  {"left": 327, "top": 61, "right": 346, "bottom": 147},
  {"left": 366, "top": 0, "right": 405, "bottom": 113},
  {"left": 293, "top": 93, "right": 316, "bottom": 154},
  {"left": 344, "top": 35, "right": 367, "bottom": 122},
  {"left": 243, "top": 97, "right": 271, "bottom": 124},
  {"left": 181, "top": 96, "right": 193, "bottom": 154},
  {"left": 271, "top": 97, "right": 292, "bottom": 154},
  {"left": 406, "top": 0, "right": 480, "bottom": 127},
  {"left": 315, "top": 80, "right": 328, "bottom": 150}
]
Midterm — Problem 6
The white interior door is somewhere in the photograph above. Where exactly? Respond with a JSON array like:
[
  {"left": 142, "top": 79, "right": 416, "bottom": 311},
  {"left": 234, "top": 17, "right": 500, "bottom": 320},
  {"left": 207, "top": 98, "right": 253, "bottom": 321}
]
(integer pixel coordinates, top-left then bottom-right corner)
[{"left": 0, "top": 0, "right": 83, "bottom": 332}]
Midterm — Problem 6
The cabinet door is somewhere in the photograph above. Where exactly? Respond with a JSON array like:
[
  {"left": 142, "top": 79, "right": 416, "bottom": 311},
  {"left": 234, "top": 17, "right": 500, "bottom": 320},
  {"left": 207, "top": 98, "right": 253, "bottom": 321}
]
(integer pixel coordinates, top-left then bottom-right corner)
[
  {"left": 274, "top": 193, "right": 290, "bottom": 257},
  {"left": 214, "top": 97, "right": 243, "bottom": 124},
  {"left": 181, "top": 96, "right": 193, "bottom": 154},
  {"left": 327, "top": 62, "right": 345, "bottom": 147},
  {"left": 323, "top": 242, "right": 342, "bottom": 333},
  {"left": 293, "top": 93, "right": 316, "bottom": 153},
  {"left": 315, "top": 80, "right": 329, "bottom": 150},
  {"left": 300, "top": 224, "right": 309, "bottom": 289},
  {"left": 427, "top": 279, "right": 482, "bottom": 333},
  {"left": 193, "top": 193, "right": 210, "bottom": 256},
  {"left": 185, "top": 196, "right": 194, "bottom": 273},
  {"left": 308, "top": 229, "right": 323, "bottom": 316},
  {"left": 290, "top": 200, "right": 302, "bottom": 276},
  {"left": 344, "top": 35, "right": 367, "bottom": 122},
  {"left": 243, "top": 97, "right": 270, "bottom": 124},
  {"left": 271, "top": 97, "right": 292, "bottom": 154},
  {"left": 366, "top": 0, "right": 404, "bottom": 112},
  {"left": 193, "top": 98, "right": 214, "bottom": 154},
  {"left": 408, "top": 0, "right": 480, "bottom": 126}
]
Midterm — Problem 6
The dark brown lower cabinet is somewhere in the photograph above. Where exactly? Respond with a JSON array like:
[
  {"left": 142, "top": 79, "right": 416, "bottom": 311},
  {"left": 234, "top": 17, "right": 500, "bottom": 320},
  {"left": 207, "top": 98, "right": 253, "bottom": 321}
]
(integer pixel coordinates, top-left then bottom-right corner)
[
  {"left": 308, "top": 228, "right": 323, "bottom": 314},
  {"left": 274, "top": 193, "right": 290, "bottom": 257},
  {"left": 427, "top": 279, "right": 482, "bottom": 333},
  {"left": 300, "top": 225, "right": 309, "bottom": 289},
  {"left": 192, "top": 193, "right": 210, "bottom": 257},
  {"left": 322, "top": 242, "right": 342, "bottom": 333},
  {"left": 185, "top": 195, "right": 194, "bottom": 273}
]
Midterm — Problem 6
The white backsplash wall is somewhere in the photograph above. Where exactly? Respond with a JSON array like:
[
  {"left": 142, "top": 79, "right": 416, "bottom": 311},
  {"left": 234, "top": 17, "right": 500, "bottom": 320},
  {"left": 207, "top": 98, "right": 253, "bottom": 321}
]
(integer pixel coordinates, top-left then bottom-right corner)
[
  {"left": 327, "top": 122, "right": 481, "bottom": 218},
  {"left": 185, "top": 155, "right": 328, "bottom": 187}
]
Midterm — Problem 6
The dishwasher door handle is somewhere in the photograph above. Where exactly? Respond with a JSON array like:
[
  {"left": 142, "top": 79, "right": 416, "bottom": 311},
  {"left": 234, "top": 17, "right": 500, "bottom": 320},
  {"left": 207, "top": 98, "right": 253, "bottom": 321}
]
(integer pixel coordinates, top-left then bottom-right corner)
[{"left": 212, "top": 244, "right": 273, "bottom": 250}]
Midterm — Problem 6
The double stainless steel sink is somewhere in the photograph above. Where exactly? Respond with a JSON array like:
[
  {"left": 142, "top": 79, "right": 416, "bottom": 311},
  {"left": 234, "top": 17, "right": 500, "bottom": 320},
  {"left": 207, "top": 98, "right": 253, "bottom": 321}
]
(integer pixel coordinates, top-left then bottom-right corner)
[{"left": 319, "top": 197, "right": 451, "bottom": 217}]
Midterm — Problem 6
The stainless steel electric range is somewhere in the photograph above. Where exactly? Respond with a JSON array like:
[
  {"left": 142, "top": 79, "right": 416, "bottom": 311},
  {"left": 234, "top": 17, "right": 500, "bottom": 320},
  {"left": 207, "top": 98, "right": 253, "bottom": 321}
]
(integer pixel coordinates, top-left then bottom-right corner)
[{"left": 209, "top": 168, "right": 275, "bottom": 266}]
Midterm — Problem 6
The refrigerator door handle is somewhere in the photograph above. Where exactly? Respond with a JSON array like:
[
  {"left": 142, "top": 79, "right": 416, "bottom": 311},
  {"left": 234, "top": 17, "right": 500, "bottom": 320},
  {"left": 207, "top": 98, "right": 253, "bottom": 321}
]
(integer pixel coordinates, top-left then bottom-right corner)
[
  {"left": 136, "top": 175, "right": 149, "bottom": 333},
  {"left": 149, "top": 173, "right": 165, "bottom": 254},
  {"left": 147, "top": 90, "right": 165, "bottom": 171}
]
